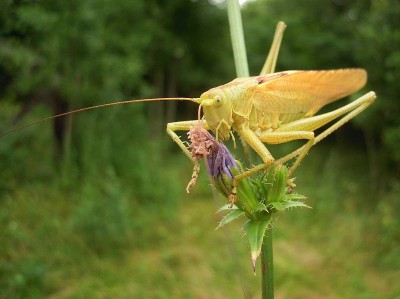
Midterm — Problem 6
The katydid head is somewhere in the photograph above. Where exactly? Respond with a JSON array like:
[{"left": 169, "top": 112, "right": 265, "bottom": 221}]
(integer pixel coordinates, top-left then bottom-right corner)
[{"left": 198, "top": 89, "right": 233, "bottom": 141}]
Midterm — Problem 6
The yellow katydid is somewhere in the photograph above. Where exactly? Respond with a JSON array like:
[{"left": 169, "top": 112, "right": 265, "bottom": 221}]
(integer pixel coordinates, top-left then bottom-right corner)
[
  {"left": 167, "top": 22, "right": 376, "bottom": 201},
  {"left": 1, "top": 22, "right": 376, "bottom": 202},
  {"left": 168, "top": 69, "right": 375, "bottom": 202}
]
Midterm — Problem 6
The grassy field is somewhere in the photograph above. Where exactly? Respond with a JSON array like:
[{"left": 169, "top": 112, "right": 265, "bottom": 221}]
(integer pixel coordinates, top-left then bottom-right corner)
[{"left": 1, "top": 144, "right": 399, "bottom": 299}]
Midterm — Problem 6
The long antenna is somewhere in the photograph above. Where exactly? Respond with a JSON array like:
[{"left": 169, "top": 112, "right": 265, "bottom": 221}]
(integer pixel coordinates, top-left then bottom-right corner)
[{"left": 1, "top": 97, "right": 198, "bottom": 138}]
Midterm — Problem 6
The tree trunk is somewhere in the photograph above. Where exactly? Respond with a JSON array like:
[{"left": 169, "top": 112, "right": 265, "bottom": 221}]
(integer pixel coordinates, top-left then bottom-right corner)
[
  {"left": 166, "top": 61, "right": 177, "bottom": 123},
  {"left": 149, "top": 67, "right": 165, "bottom": 139},
  {"left": 52, "top": 95, "right": 69, "bottom": 157}
]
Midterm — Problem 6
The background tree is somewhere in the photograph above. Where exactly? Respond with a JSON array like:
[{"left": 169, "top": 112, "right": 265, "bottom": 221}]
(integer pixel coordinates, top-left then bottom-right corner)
[
  {"left": 0, "top": 1, "right": 399, "bottom": 297},
  {"left": 243, "top": 0, "right": 400, "bottom": 190}
]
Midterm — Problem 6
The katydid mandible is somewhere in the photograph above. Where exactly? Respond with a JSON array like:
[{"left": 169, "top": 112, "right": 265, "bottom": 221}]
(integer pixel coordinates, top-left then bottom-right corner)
[{"left": 1, "top": 22, "right": 376, "bottom": 202}]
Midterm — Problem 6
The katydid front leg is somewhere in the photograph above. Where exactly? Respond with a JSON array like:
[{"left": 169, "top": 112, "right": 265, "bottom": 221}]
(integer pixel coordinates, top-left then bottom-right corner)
[{"left": 166, "top": 120, "right": 209, "bottom": 192}]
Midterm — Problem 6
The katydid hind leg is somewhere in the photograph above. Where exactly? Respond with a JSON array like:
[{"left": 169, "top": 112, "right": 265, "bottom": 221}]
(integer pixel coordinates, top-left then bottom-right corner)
[
  {"left": 274, "top": 92, "right": 376, "bottom": 136},
  {"left": 313, "top": 92, "right": 376, "bottom": 145},
  {"left": 231, "top": 92, "right": 375, "bottom": 196},
  {"left": 276, "top": 91, "right": 376, "bottom": 176},
  {"left": 260, "top": 21, "right": 286, "bottom": 75}
]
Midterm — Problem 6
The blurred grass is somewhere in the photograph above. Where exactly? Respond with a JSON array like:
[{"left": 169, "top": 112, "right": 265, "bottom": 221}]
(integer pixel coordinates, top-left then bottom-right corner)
[
  {"left": 1, "top": 1, "right": 399, "bottom": 298},
  {"left": 1, "top": 141, "right": 399, "bottom": 298},
  {"left": 1, "top": 90, "right": 399, "bottom": 299}
]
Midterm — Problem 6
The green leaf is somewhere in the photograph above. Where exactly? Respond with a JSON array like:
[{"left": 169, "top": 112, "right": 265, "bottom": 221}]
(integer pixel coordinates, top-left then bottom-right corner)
[
  {"left": 244, "top": 217, "right": 273, "bottom": 267},
  {"left": 259, "top": 165, "right": 289, "bottom": 204},
  {"left": 268, "top": 165, "right": 288, "bottom": 203},
  {"left": 217, "top": 204, "right": 238, "bottom": 213},
  {"left": 217, "top": 209, "right": 246, "bottom": 229},
  {"left": 286, "top": 193, "right": 307, "bottom": 201},
  {"left": 252, "top": 202, "right": 267, "bottom": 212},
  {"left": 270, "top": 201, "right": 284, "bottom": 211},
  {"left": 280, "top": 200, "right": 311, "bottom": 210}
]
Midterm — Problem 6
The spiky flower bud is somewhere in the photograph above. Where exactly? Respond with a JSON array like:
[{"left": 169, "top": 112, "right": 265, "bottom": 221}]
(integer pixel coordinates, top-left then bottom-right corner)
[
  {"left": 187, "top": 123, "right": 308, "bottom": 266},
  {"left": 187, "top": 123, "right": 260, "bottom": 214}
]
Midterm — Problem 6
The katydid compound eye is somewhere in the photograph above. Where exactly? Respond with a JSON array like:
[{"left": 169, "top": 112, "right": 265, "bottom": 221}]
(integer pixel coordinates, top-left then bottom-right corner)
[{"left": 214, "top": 95, "right": 222, "bottom": 103}]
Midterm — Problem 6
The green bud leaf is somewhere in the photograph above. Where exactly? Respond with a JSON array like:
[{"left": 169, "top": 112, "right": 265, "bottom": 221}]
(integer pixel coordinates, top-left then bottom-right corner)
[
  {"left": 217, "top": 209, "right": 246, "bottom": 229},
  {"left": 267, "top": 165, "right": 288, "bottom": 203},
  {"left": 244, "top": 216, "right": 273, "bottom": 268},
  {"left": 286, "top": 193, "right": 307, "bottom": 201},
  {"left": 280, "top": 200, "right": 311, "bottom": 210},
  {"left": 217, "top": 204, "right": 238, "bottom": 213},
  {"left": 270, "top": 201, "right": 284, "bottom": 211},
  {"left": 252, "top": 202, "right": 267, "bottom": 212},
  {"left": 213, "top": 175, "right": 230, "bottom": 197}
]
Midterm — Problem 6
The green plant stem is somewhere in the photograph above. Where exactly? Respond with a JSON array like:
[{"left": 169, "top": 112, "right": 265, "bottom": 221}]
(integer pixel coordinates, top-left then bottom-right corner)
[
  {"left": 226, "top": 2, "right": 275, "bottom": 298},
  {"left": 261, "top": 230, "right": 274, "bottom": 299},
  {"left": 227, "top": 0, "right": 249, "bottom": 78}
]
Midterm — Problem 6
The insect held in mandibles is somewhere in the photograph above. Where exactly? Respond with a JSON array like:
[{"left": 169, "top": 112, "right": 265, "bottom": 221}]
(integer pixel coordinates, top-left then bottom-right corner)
[{"left": 1, "top": 23, "right": 376, "bottom": 203}]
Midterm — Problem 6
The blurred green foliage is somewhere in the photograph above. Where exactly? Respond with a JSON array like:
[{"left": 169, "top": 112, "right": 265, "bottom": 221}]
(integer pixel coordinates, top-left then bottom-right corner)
[
  {"left": 243, "top": 0, "right": 400, "bottom": 174},
  {"left": 0, "top": 0, "right": 399, "bottom": 298}
]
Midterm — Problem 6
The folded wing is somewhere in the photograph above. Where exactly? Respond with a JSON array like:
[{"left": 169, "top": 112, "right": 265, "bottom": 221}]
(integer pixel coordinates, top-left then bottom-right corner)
[{"left": 251, "top": 69, "right": 367, "bottom": 117}]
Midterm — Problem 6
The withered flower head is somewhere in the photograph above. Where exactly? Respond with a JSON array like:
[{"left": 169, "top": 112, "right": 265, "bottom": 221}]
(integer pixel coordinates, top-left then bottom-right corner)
[{"left": 187, "top": 122, "right": 237, "bottom": 180}]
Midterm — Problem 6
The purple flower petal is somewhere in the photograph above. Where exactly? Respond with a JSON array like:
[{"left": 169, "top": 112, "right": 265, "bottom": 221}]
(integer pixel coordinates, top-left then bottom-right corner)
[
  {"left": 187, "top": 122, "right": 237, "bottom": 179},
  {"left": 207, "top": 141, "right": 237, "bottom": 179}
]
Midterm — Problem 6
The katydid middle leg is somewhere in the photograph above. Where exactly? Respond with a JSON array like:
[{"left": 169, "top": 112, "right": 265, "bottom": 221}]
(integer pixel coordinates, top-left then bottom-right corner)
[
  {"left": 228, "top": 126, "right": 276, "bottom": 202},
  {"left": 231, "top": 129, "right": 315, "bottom": 192},
  {"left": 237, "top": 22, "right": 286, "bottom": 166}
]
